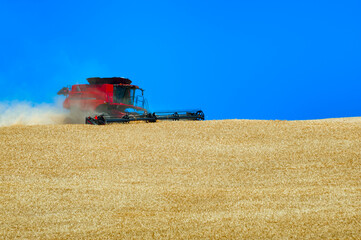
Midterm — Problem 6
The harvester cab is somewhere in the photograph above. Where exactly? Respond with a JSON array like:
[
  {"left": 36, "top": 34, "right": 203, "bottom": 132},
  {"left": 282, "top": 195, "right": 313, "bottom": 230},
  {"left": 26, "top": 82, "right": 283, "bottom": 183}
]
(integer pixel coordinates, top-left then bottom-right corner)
[{"left": 58, "top": 77, "right": 204, "bottom": 125}]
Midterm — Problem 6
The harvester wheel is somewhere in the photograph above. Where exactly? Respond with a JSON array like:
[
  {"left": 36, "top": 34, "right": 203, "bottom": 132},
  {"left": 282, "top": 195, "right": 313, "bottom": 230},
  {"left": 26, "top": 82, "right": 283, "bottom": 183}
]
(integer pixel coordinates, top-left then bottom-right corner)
[
  {"left": 146, "top": 113, "right": 157, "bottom": 123},
  {"left": 121, "top": 115, "right": 130, "bottom": 123},
  {"left": 196, "top": 111, "right": 205, "bottom": 120},
  {"left": 173, "top": 112, "right": 179, "bottom": 121}
]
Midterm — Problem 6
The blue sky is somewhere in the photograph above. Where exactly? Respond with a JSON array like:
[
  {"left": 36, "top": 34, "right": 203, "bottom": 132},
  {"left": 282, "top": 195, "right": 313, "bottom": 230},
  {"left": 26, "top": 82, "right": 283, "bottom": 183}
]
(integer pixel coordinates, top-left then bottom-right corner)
[{"left": 0, "top": 0, "right": 360, "bottom": 120}]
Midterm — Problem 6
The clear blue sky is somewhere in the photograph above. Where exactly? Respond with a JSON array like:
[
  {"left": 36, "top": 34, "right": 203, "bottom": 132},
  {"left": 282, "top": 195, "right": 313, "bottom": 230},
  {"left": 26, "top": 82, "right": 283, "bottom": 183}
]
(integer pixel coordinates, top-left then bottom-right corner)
[{"left": 0, "top": 0, "right": 360, "bottom": 120}]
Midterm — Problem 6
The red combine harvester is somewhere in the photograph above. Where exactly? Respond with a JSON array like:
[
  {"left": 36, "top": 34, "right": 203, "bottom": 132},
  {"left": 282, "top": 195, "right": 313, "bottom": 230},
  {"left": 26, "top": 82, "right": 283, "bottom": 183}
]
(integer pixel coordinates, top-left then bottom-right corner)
[{"left": 57, "top": 77, "right": 204, "bottom": 125}]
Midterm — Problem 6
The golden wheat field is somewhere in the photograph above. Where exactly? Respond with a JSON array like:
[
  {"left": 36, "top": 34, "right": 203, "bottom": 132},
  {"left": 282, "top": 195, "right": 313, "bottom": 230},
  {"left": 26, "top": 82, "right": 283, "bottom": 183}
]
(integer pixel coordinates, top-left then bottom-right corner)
[{"left": 1, "top": 119, "right": 361, "bottom": 239}]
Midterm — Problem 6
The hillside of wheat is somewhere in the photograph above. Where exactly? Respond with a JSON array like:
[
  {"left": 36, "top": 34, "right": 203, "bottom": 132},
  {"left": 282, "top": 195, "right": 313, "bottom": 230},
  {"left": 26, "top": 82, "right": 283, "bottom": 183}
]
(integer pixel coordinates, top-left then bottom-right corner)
[{"left": 1, "top": 119, "right": 360, "bottom": 239}]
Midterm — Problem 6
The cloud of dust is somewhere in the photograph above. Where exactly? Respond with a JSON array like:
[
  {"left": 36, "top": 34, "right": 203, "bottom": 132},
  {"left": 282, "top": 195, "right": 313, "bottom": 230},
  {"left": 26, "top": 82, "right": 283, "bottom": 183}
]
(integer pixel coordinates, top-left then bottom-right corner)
[{"left": 0, "top": 98, "right": 68, "bottom": 127}]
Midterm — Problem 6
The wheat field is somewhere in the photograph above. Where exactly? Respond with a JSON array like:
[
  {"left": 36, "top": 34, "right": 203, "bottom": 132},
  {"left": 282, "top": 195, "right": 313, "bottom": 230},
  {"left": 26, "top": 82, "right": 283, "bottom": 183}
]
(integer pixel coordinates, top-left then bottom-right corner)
[{"left": 1, "top": 119, "right": 361, "bottom": 239}]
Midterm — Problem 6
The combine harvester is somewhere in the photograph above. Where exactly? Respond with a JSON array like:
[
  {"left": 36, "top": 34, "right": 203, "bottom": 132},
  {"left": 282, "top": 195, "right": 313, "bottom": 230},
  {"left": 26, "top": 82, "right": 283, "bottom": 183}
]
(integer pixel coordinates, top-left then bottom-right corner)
[{"left": 58, "top": 77, "right": 205, "bottom": 125}]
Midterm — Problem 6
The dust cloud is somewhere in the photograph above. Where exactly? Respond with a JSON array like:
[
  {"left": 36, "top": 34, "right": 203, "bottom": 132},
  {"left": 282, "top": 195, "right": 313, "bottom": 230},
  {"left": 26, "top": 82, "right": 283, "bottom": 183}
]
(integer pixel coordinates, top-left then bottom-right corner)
[{"left": 0, "top": 100, "right": 68, "bottom": 127}]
